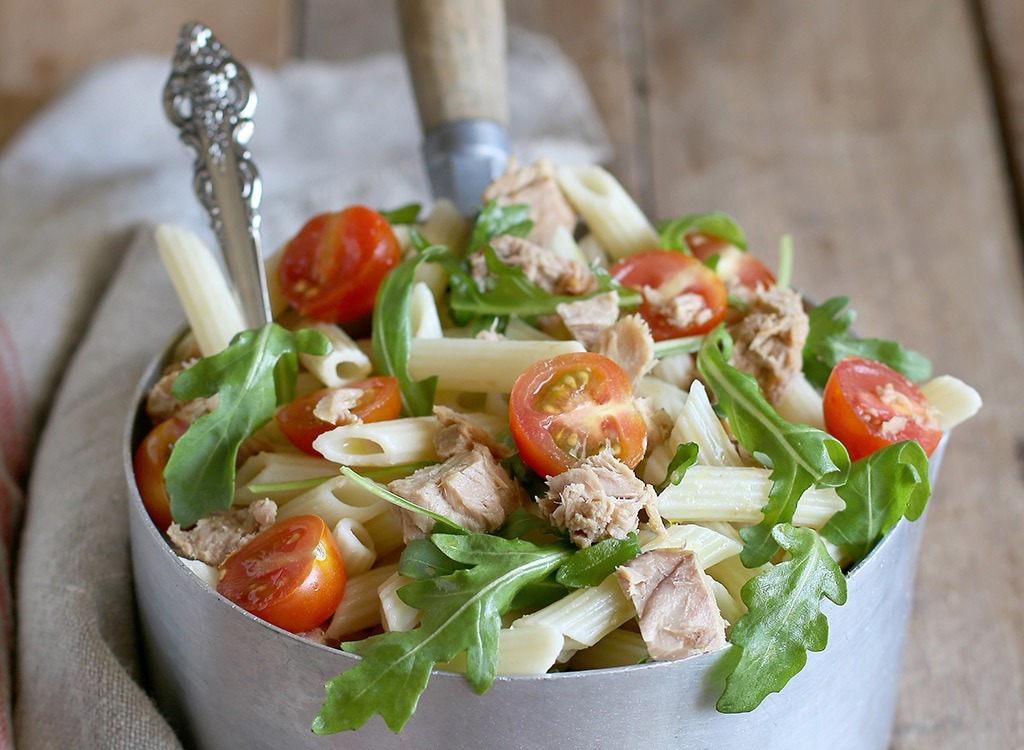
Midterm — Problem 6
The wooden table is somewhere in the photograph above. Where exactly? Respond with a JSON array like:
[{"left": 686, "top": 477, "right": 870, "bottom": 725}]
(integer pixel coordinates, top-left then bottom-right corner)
[{"left": 2, "top": 2, "right": 1021, "bottom": 748}]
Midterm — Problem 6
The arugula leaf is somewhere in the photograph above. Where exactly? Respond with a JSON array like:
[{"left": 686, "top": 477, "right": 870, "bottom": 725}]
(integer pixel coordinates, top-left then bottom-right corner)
[
  {"left": 379, "top": 203, "right": 421, "bottom": 225},
  {"left": 495, "top": 507, "right": 560, "bottom": 540},
  {"left": 820, "top": 441, "right": 931, "bottom": 562},
  {"left": 657, "top": 211, "right": 747, "bottom": 251},
  {"left": 400, "top": 538, "right": 470, "bottom": 580},
  {"left": 312, "top": 534, "right": 573, "bottom": 734},
  {"left": 340, "top": 467, "right": 465, "bottom": 535},
  {"left": 555, "top": 533, "right": 641, "bottom": 589},
  {"left": 499, "top": 454, "right": 549, "bottom": 502},
  {"left": 443, "top": 247, "right": 641, "bottom": 325},
  {"left": 165, "top": 324, "right": 330, "bottom": 527},
  {"left": 651, "top": 335, "right": 704, "bottom": 360},
  {"left": 697, "top": 326, "right": 849, "bottom": 567},
  {"left": 717, "top": 524, "right": 847, "bottom": 713},
  {"left": 401, "top": 533, "right": 568, "bottom": 609},
  {"left": 656, "top": 442, "right": 699, "bottom": 493},
  {"left": 802, "top": 297, "right": 932, "bottom": 388},
  {"left": 509, "top": 573, "right": 569, "bottom": 610},
  {"left": 372, "top": 246, "right": 445, "bottom": 416},
  {"left": 468, "top": 200, "right": 533, "bottom": 253}
]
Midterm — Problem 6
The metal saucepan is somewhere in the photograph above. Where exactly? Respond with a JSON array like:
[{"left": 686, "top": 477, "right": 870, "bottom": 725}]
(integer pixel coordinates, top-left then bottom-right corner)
[{"left": 125, "top": 331, "right": 945, "bottom": 750}]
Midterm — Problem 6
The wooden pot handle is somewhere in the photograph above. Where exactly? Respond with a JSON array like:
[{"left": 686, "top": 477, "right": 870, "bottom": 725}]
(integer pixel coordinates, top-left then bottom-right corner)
[{"left": 398, "top": 0, "right": 508, "bottom": 132}]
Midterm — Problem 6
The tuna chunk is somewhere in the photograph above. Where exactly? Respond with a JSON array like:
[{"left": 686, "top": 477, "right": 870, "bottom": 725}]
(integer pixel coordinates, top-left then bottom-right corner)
[
  {"left": 641, "top": 286, "right": 714, "bottom": 333},
  {"left": 312, "top": 387, "right": 365, "bottom": 426},
  {"left": 432, "top": 405, "right": 512, "bottom": 461},
  {"left": 481, "top": 157, "right": 577, "bottom": 247},
  {"left": 167, "top": 498, "right": 278, "bottom": 566},
  {"left": 540, "top": 453, "right": 660, "bottom": 548},
  {"left": 594, "top": 314, "right": 656, "bottom": 387},
  {"left": 470, "top": 234, "right": 595, "bottom": 296},
  {"left": 388, "top": 446, "right": 524, "bottom": 542},
  {"left": 556, "top": 291, "right": 620, "bottom": 349},
  {"left": 727, "top": 285, "right": 809, "bottom": 405},
  {"left": 146, "top": 358, "right": 217, "bottom": 425},
  {"left": 616, "top": 548, "right": 727, "bottom": 661}
]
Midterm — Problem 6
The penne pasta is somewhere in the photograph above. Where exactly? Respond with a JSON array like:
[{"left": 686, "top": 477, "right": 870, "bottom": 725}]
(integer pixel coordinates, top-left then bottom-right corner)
[
  {"left": 567, "top": 629, "right": 648, "bottom": 670},
  {"left": 408, "top": 338, "right": 585, "bottom": 393},
  {"left": 296, "top": 320, "right": 373, "bottom": 387},
  {"left": 332, "top": 518, "right": 377, "bottom": 576},
  {"left": 313, "top": 416, "right": 440, "bottom": 467},
  {"left": 325, "top": 564, "right": 399, "bottom": 640},
  {"left": 775, "top": 373, "right": 825, "bottom": 431},
  {"left": 378, "top": 572, "right": 420, "bottom": 633},
  {"left": 362, "top": 510, "right": 405, "bottom": 559},
  {"left": 549, "top": 225, "right": 591, "bottom": 266},
  {"left": 438, "top": 626, "right": 563, "bottom": 676},
  {"left": 277, "top": 474, "right": 388, "bottom": 527},
  {"left": 555, "top": 165, "right": 658, "bottom": 261},
  {"left": 234, "top": 452, "right": 338, "bottom": 506},
  {"left": 155, "top": 224, "right": 246, "bottom": 357},
  {"left": 708, "top": 578, "right": 743, "bottom": 626},
  {"left": 658, "top": 465, "right": 845, "bottom": 528},
  {"left": 676, "top": 381, "right": 744, "bottom": 467},
  {"left": 409, "top": 282, "right": 444, "bottom": 339},
  {"left": 421, "top": 198, "right": 470, "bottom": 256},
  {"left": 919, "top": 375, "right": 983, "bottom": 431}
]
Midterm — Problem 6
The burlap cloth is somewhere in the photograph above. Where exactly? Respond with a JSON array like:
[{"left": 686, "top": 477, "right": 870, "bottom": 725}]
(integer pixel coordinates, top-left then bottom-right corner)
[{"left": 2, "top": 31, "right": 609, "bottom": 749}]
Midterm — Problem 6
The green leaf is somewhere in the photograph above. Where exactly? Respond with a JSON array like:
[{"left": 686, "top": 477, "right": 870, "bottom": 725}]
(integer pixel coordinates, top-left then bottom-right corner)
[
  {"left": 494, "top": 507, "right": 560, "bottom": 540},
  {"left": 651, "top": 335, "right": 705, "bottom": 359},
  {"left": 655, "top": 442, "right": 699, "bottom": 493},
  {"left": 697, "top": 326, "right": 850, "bottom": 567},
  {"left": 555, "top": 533, "right": 641, "bottom": 589},
  {"left": 499, "top": 455, "right": 549, "bottom": 507},
  {"left": 509, "top": 573, "right": 569, "bottom": 610},
  {"left": 820, "top": 441, "right": 931, "bottom": 562},
  {"left": 312, "top": 534, "right": 573, "bottom": 734},
  {"left": 379, "top": 203, "right": 421, "bottom": 225},
  {"left": 802, "top": 297, "right": 932, "bottom": 389},
  {"left": 442, "top": 247, "right": 641, "bottom": 326},
  {"left": 400, "top": 535, "right": 568, "bottom": 610},
  {"left": 717, "top": 524, "right": 847, "bottom": 713},
  {"left": 400, "top": 538, "right": 470, "bottom": 580},
  {"left": 657, "top": 211, "right": 747, "bottom": 251},
  {"left": 340, "top": 467, "right": 465, "bottom": 535},
  {"left": 468, "top": 200, "right": 533, "bottom": 253},
  {"left": 372, "top": 246, "right": 445, "bottom": 416},
  {"left": 164, "top": 324, "right": 329, "bottom": 527}
]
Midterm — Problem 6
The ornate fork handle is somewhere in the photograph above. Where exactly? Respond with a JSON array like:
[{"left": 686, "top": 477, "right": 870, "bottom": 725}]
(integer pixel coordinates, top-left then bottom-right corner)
[{"left": 163, "top": 21, "right": 271, "bottom": 328}]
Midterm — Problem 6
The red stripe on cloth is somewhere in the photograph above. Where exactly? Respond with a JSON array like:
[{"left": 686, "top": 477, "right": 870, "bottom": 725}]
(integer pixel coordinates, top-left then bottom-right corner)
[{"left": 0, "top": 317, "right": 29, "bottom": 477}]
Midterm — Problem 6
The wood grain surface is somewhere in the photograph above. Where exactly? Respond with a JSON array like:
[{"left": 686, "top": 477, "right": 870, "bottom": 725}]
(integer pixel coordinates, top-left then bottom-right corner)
[{"left": 2, "top": 1, "right": 1022, "bottom": 748}]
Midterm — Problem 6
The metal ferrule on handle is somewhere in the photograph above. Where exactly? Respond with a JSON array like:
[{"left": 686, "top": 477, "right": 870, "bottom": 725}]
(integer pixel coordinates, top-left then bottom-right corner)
[{"left": 423, "top": 118, "right": 510, "bottom": 215}]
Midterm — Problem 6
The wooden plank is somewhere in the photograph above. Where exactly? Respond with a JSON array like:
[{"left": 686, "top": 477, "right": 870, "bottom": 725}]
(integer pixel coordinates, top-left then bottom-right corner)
[
  {"left": 643, "top": 1, "right": 1024, "bottom": 747},
  {"left": 976, "top": 0, "right": 1024, "bottom": 231},
  {"left": 302, "top": 0, "right": 650, "bottom": 205},
  {"left": 0, "top": 0, "right": 296, "bottom": 95}
]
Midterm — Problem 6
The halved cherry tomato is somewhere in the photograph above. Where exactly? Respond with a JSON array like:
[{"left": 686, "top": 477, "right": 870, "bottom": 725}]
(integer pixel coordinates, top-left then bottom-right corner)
[
  {"left": 278, "top": 205, "right": 401, "bottom": 323},
  {"left": 823, "top": 357, "right": 941, "bottom": 462},
  {"left": 275, "top": 376, "right": 401, "bottom": 456},
  {"left": 509, "top": 352, "right": 648, "bottom": 478},
  {"left": 217, "top": 514, "right": 346, "bottom": 633},
  {"left": 133, "top": 417, "right": 189, "bottom": 531},
  {"left": 686, "top": 231, "right": 775, "bottom": 292},
  {"left": 610, "top": 249, "right": 727, "bottom": 340}
]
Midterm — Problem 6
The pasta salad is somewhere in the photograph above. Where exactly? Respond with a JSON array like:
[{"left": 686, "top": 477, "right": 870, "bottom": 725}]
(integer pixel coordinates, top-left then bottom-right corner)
[{"left": 134, "top": 160, "right": 981, "bottom": 734}]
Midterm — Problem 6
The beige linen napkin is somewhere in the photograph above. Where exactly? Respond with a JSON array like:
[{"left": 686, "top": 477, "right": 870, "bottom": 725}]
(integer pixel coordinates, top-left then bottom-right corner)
[{"left": 5, "top": 32, "right": 609, "bottom": 749}]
